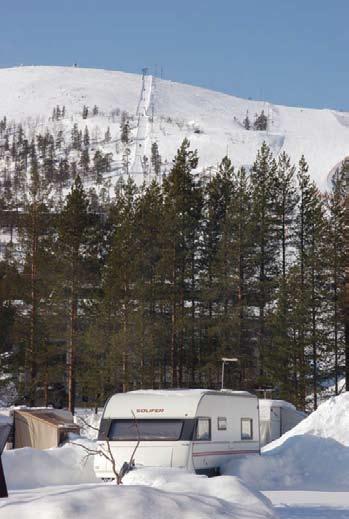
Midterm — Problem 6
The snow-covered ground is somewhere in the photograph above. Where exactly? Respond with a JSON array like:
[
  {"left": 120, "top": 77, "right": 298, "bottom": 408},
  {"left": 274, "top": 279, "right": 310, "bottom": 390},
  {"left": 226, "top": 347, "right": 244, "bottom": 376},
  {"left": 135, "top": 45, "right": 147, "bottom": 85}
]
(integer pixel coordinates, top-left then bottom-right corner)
[
  {"left": 1, "top": 66, "right": 349, "bottom": 189},
  {"left": 223, "top": 393, "right": 349, "bottom": 517},
  {"left": 1, "top": 480, "right": 276, "bottom": 519},
  {"left": 3, "top": 394, "right": 349, "bottom": 517},
  {"left": 3, "top": 439, "right": 97, "bottom": 490},
  {"left": 265, "top": 491, "right": 349, "bottom": 519},
  {"left": 0, "top": 448, "right": 276, "bottom": 519},
  {"left": 0, "top": 405, "right": 276, "bottom": 518},
  {"left": 223, "top": 393, "right": 349, "bottom": 491}
]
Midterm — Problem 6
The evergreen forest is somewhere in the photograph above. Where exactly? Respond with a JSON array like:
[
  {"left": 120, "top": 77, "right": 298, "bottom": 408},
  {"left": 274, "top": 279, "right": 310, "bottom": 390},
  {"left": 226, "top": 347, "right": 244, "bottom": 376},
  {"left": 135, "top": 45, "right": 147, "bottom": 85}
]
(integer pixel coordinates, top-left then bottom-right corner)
[{"left": 0, "top": 114, "right": 348, "bottom": 413}]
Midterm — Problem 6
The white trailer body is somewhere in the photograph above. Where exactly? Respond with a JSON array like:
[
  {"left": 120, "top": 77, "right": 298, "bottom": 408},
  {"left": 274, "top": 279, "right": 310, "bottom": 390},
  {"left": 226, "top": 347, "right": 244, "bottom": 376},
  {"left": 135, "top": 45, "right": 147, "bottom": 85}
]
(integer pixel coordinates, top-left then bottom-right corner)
[
  {"left": 94, "top": 389, "right": 260, "bottom": 478},
  {"left": 259, "top": 399, "right": 307, "bottom": 447}
]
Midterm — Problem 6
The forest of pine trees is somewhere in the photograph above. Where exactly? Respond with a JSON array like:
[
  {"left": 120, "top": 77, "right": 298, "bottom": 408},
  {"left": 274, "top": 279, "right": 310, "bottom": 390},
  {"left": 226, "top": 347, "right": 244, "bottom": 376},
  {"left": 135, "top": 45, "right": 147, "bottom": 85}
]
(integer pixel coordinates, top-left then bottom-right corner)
[{"left": 0, "top": 113, "right": 348, "bottom": 414}]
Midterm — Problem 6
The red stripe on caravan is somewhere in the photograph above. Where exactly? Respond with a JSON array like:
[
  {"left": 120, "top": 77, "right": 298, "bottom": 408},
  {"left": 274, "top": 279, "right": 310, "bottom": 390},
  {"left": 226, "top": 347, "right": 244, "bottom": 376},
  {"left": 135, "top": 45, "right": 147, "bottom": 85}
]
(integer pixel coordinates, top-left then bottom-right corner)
[{"left": 192, "top": 450, "right": 259, "bottom": 457}]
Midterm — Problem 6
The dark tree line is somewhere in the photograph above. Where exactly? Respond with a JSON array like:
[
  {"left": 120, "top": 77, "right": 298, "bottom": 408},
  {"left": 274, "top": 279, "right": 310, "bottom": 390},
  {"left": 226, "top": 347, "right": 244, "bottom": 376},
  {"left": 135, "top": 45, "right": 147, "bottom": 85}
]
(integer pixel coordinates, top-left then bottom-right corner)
[{"left": 0, "top": 133, "right": 348, "bottom": 414}]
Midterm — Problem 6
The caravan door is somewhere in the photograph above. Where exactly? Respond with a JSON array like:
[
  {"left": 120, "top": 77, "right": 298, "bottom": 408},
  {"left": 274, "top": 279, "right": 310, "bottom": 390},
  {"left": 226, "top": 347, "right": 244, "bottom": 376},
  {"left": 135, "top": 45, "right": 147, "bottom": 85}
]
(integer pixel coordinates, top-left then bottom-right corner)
[{"left": 192, "top": 417, "right": 215, "bottom": 474}]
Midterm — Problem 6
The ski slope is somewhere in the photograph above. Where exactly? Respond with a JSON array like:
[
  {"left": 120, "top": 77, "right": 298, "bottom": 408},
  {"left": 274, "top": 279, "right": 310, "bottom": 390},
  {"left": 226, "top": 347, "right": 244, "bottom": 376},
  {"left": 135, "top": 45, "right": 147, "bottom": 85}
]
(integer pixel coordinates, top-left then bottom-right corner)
[
  {"left": 131, "top": 73, "right": 153, "bottom": 176},
  {"left": 0, "top": 65, "right": 349, "bottom": 189}
]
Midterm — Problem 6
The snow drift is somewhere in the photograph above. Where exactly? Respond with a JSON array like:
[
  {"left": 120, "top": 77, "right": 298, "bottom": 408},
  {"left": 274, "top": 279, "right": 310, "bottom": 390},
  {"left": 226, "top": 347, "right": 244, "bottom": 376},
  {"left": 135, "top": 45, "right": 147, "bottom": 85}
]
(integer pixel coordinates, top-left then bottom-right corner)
[
  {"left": 3, "top": 440, "right": 98, "bottom": 490},
  {"left": 124, "top": 467, "right": 274, "bottom": 511},
  {"left": 223, "top": 393, "right": 349, "bottom": 490},
  {"left": 0, "top": 479, "right": 276, "bottom": 519},
  {"left": 0, "top": 447, "right": 276, "bottom": 519},
  {"left": 263, "top": 392, "right": 349, "bottom": 450}
]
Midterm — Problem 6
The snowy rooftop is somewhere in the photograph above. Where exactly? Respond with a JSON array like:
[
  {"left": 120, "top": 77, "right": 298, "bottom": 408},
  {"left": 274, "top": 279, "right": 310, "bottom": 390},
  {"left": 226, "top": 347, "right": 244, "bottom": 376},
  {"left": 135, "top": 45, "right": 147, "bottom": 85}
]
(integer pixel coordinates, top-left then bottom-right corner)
[
  {"left": 129, "top": 388, "right": 252, "bottom": 397},
  {"left": 258, "top": 399, "right": 297, "bottom": 411},
  {"left": 103, "top": 388, "right": 254, "bottom": 419}
]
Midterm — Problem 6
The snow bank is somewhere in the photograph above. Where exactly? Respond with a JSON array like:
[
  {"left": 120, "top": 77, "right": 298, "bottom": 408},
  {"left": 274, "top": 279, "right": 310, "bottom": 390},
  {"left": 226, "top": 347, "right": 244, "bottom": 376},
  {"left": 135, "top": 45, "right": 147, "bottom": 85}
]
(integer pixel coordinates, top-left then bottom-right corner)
[
  {"left": 3, "top": 439, "right": 97, "bottom": 490},
  {"left": 264, "top": 392, "right": 349, "bottom": 450},
  {"left": 0, "top": 435, "right": 276, "bottom": 519},
  {"left": 224, "top": 393, "right": 349, "bottom": 490},
  {"left": 0, "top": 429, "right": 276, "bottom": 518},
  {"left": 225, "top": 435, "right": 349, "bottom": 491},
  {"left": 0, "top": 470, "right": 276, "bottom": 519},
  {"left": 124, "top": 467, "right": 274, "bottom": 512},
  {"left": 0, "top": 480, "right": 276, "bottom": 519}
]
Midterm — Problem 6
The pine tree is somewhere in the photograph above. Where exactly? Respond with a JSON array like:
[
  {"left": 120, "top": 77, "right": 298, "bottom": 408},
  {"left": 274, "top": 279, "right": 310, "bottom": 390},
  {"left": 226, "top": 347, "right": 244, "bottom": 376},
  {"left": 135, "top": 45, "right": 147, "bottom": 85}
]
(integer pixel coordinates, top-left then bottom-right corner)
[
  {"left": 267, "top": 152, "right": 298, "bottom": 399},
  {"left": 82, "top": 105, "right": 89, "bottom": 119},
  {"left": 93, "top": 150, "right": 104, "bottom": 184},
  {"left": 57, "top": 176, "right": 90, "bottom": 413},
  {"left": 71, "top": 124, "right": 81, "bottom": 151},
  {"left": 0, "top": 245, "right": 23, "bottom": 400},
  {"left": 243, "top": 112, "right": 251, "bottom": 130},
  {"left": 56, "top": 130, "right": 64, "bottom": 150},
  {"left": 229, "top": 167, "right": 255, "bottom": 387},
  {"left": 161, "top": 139, "right": 201, "bottom": 386},
  {"left": 122, "top": 147, "right": 131, "bottom": 177},
  {"left": 79, "top": 149, "right": 90, "bottom": 176},
  {"left": 103, "top": 178, "right": 139, "bottom": 392},
  {"left": 19, "top": 153, "right": 52, "bottom": 404},
  {"left": 121, "top": 118, "right": 130, "bottom": 145},
  {"left": 133, "top": 181, "right": 164, "bottom": 387},
  {"left": 151, "top": 142, "right": 162, "bottom": 180},
  {"left": 104, "top": 127, "right": 111, "bottom": 143},
  {"left": 325, "top": 168, "right": 346, "bottom": 395},
  {"left": 254, "top": 110, "right": 268, "bottom": 131},
  {"left": 83, "top": 126, "right": 90, "bottom": 148},
  {"left": 291, "top": 156, "right": 326, "bottom": 409},
  {"left": 200, "top": 157, "right": 235, "bottom": 385},
  {"left": 250, "top": 142, "right": 278, "bottom": 380},
  {"left": 342, "top": 159, "right": 349, "bottom": 392}
]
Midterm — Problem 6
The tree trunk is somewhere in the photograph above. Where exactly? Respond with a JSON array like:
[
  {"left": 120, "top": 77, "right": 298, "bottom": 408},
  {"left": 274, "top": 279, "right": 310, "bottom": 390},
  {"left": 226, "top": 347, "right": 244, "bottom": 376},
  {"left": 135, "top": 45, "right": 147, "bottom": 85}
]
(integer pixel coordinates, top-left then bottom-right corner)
[
  {"left": 345, "top": 175, "right": 349, "bottom": 391},
  {"left": 29, "top": 204, "right": 38, "bottom": 405},
  {"left": 171, "top": 243, "right": 177, "bottom": 387},
  {"left": 68, "top": 256, "right": 78, "bottom": 414}
]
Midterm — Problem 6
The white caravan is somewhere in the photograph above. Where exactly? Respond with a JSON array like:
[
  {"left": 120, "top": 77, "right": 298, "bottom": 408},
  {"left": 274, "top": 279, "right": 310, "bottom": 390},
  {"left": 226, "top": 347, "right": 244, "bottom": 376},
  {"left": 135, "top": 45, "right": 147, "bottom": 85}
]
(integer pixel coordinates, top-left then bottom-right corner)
[
  {"left": 259, "top": 399, "right": 307, "bottom": 447},
  {"left": 95, "top": 389, "right": 260, "bottom": 478}
]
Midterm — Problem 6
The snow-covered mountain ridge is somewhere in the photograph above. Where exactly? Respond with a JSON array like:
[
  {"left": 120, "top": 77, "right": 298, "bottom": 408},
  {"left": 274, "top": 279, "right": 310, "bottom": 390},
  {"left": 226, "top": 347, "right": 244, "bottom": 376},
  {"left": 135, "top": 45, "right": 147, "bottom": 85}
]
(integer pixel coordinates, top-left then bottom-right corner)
[{"left": 1, "top": 65, "right": 348, "bottom": 190}]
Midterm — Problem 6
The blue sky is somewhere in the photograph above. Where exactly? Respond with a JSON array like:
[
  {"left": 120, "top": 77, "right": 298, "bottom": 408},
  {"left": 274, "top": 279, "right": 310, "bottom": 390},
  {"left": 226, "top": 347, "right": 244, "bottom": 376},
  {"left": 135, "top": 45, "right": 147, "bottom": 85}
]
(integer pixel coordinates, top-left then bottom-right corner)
[{"left": 1, "top": 0, "right": 348, "bottom": 110}]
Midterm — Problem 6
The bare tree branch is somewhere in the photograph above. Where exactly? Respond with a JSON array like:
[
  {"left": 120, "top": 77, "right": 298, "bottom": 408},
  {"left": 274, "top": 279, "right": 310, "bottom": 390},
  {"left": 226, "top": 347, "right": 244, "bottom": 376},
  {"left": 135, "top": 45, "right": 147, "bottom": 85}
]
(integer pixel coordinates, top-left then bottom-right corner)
[
  {"left": 70, "top": 410, "right": 142, "bottom": 485},
  {"left": 75, "top": 413, "right": 100, "bottom": 432},
  {"left": 129, "top": 410, "right": 141, "bottom": 466}
]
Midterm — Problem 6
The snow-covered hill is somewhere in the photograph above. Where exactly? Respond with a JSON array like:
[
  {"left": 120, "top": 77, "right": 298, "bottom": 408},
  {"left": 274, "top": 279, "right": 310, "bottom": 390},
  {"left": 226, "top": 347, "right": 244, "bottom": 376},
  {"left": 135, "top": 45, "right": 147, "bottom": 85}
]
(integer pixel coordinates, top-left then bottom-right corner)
[{"left": 1, "top": 65, "right": 349, "bottom": 189}]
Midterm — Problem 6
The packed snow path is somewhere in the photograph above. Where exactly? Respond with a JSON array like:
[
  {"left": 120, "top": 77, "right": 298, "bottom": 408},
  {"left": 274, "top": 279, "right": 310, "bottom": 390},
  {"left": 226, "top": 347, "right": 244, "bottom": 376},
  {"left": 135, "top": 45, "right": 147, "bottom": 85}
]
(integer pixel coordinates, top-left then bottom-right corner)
[
  {"left": 131, "top": 73, "right": 153, "bottom": 180},
  {"left": 264, "top": 491, "right": 349, "bottom": 519}
]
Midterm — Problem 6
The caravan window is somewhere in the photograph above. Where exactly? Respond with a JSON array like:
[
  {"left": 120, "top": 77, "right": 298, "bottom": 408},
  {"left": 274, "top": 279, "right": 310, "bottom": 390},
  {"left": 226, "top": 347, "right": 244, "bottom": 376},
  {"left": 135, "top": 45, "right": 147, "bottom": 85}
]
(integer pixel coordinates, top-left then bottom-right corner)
[
  {"left": 108, "top": 419, "right": 184, "bottom": 441},
  {"left": 217, "top": 417, "right": 227, "bottom": 430},
  {"left": 241, "top": 418, "right": 253, "bottom": 440},
  {"left": 195, "top": 418, "right": 211, "bottom": 441}
]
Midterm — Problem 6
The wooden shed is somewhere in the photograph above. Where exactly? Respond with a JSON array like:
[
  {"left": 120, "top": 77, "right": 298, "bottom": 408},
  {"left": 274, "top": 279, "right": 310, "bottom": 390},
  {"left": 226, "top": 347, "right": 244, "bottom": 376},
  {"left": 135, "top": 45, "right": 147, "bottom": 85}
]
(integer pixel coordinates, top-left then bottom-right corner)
[{"left": 13, "top": 409, "right": 80, "bottom": 449}]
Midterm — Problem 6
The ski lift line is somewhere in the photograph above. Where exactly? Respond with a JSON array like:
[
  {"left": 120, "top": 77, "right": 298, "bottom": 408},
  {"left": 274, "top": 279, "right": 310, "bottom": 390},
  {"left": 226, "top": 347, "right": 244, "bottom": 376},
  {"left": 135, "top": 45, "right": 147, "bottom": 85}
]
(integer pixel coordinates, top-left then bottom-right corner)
[{"left": 131, "top": 73, "right": 153, "bottom": 183}]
